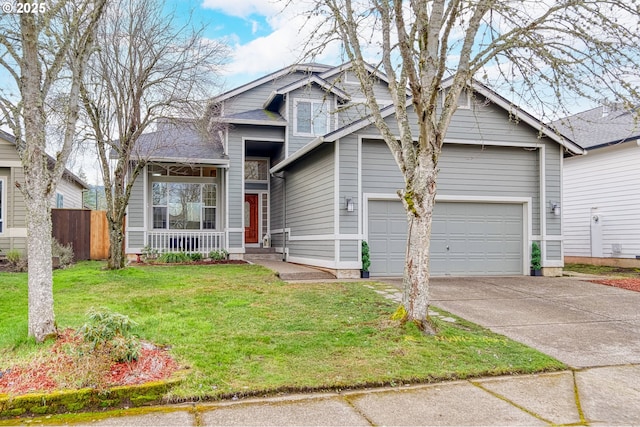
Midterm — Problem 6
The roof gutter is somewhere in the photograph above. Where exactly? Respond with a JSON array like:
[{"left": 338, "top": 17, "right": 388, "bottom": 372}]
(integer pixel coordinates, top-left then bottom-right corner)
[{"left": 270, "top": 136, "right": 324, "bottom": 173}]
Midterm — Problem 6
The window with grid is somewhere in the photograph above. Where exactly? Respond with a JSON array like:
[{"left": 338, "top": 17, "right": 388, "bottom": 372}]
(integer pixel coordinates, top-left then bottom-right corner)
[
  {"left": 294, "top": 100, "right": 328, "bottom": 136},
  {"left": 152, "top": 182, "right": 217, "bottom": 230}
]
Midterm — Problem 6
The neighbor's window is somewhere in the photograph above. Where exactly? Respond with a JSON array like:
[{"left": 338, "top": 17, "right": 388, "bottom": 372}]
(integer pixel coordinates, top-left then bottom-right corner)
[
  {"left": 152, "top": 182, "right": 217, "bottom": 230},
  {"left": 244, "top": 159, "right": 269, "bottom": 181},
  {"left": 294, "top": 99, "right": 328, "bottom": 136}
]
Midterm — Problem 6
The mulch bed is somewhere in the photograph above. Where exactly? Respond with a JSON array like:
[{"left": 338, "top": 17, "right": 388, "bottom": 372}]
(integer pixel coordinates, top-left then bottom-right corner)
[
  {"left": 589, "top": 278, "right": 640, "bottom": 293},
  {"left": 0, "top": 329, "right": 178, "bottom": 396},
  {"left": 137, "top": 259, "right": 248, "bottom": 266}
]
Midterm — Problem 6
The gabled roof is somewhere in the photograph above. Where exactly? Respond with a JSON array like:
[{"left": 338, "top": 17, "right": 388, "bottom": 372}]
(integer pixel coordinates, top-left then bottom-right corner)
[
  {"left": 552, "top": 105, "right": 640, "bottom": 151},
  {"left": 318, "top": 61, "right": 390, "bottom": 86},
  {"left": 460, "top": 79, "right": 584, "bottom": 155},
  {"left": 0, "top": 128, "right": 89, "bottom": 189},
  {"left": 215, "top": 63, "right": 333, "bottom": 103},
  {"left": 263, "top": 75, "right": 351, "bottom": 110},
  {"left": 131, "top": 121, "right": 228, "bottom": 164},
  {"left": 271, "top": 79, "right": 584, "bottom": 173}
]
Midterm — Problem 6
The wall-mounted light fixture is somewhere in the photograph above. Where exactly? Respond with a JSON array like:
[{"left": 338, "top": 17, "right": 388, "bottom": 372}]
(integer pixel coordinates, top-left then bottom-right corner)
[
  {"left": 346, "top": 197, "right": 354, "bottom": 212},
  {"left": 550, "top": 201, "right": 560, "bottom": 216}
]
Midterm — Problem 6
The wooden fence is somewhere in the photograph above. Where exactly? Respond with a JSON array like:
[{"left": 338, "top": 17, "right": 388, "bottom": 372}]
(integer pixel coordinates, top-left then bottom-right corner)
[{"left": 51, "top": 209, "right": 109, "bottom": 260}]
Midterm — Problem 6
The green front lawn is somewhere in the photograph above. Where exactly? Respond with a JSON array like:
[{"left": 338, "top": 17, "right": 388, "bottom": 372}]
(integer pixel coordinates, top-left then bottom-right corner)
[{"left": 0, "top": 262, "right": 564, "bottom": 400}]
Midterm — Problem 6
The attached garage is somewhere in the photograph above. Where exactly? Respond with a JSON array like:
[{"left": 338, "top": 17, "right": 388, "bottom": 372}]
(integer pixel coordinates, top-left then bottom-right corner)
[{"left": 367, "top": 199, "right": 525, "bottom": 277}]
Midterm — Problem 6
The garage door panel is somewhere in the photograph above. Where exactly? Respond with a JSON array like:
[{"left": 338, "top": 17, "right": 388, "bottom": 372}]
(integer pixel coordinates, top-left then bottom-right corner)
[{"left": 368, "top": 200, "right": 524, "bottom": 277}]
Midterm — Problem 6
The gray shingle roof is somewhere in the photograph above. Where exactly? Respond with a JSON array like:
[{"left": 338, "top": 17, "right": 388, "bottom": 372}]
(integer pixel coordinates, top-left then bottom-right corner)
[
  {"left": 134, "top": 121, "right": 227, "bottom": 162},
  {"left": 223, "top": 109, "right": 286, "bottom": 123},
  {"left": 553, "top": 106, "right": 640, "bottom": 150}
]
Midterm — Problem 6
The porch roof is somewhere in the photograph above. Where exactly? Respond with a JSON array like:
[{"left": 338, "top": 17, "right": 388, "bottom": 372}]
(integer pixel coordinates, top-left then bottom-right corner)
[{"left": 131, "top": 121, "right": 227, "bottom": 164}]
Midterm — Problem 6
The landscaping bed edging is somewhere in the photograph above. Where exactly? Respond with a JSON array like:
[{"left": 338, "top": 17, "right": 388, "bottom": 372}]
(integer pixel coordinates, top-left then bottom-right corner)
[{"left": 0, "top": 370, "right": 187, "bottom": 419}]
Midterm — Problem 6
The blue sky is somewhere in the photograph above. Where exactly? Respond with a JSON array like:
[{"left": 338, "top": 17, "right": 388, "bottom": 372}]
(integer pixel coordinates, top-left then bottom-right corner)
[{"left": 165, "top": 0, "right": 340, "bottom": 92}]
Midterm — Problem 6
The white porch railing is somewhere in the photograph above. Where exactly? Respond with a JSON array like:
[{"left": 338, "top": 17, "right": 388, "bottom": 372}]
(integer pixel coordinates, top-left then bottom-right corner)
[{"left": 146, "top": 230, "right": 225, "bottom": 255}]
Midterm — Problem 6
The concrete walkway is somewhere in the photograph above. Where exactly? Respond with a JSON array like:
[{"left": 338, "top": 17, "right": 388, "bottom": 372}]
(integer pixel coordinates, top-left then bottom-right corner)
[
  {"left": 21, "top": 270, "right": 640, "bottom": 425},
  {"left": 78, "top": 365, "right": 640, "bottom": 426}
]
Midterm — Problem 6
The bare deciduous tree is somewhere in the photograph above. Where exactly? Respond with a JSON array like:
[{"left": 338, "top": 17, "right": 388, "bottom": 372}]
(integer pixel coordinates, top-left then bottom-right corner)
[
  {"left": 298, "top": 0, "right": 640, "bottom": 331},
  {"left": 0, "top": 0, "right": 106, "bottom": 342},
  {"left": 80, "top": 0, "right": 229, "bottom": 269}
]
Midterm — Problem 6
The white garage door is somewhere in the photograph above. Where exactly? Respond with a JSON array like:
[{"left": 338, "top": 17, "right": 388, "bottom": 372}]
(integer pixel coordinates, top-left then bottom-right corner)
[{"left": 367, "top": 200, "right": 524, "bottom": 276}]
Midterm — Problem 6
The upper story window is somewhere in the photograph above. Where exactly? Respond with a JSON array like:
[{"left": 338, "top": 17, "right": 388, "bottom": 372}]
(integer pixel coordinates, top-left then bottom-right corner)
[
  {"left": 0, "top": 178, "right": 4, "bottom": 233},
  {"left": 244, "top": 159, "right": 269, "bottom": 182},
  {"left": 294, "top": 99, "right": 328, "bottom": 137},
  {"left": 55, "top": 193, "right": 64, "bottom": 208}
]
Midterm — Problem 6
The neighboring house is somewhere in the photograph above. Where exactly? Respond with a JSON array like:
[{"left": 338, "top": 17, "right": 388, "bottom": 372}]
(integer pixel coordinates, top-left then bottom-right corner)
[
  {"left": 124, "top": 63, "right": 583, "bottom": 277},
  {"left": 0, "top": 129, "right": 89, "bottom": 253},
  {"left": 556, "top": 105, "right": 640, "bottom": 265}
]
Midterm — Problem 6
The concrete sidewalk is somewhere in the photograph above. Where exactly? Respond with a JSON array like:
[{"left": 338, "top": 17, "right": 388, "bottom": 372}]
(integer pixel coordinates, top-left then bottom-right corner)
[{"left": 77, "top": 365, "right": 640, "bottom": 425}]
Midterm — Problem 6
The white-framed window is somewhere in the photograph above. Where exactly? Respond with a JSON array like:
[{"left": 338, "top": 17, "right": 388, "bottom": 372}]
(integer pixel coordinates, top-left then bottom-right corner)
[
  {"left": 294, "top": 99, "right": 329, "bottom": 136},
  {"left": 152, "top": 182, "right": 217, "bottom": 230},
  {"left": 244, "top": 159, "right": 269, "bottom": 182},
  {"left": 0, "top": 177, "right": 5, "bottom": 234},
  {"left": 55, "top": 193, "right": 64, "bottom": 208}
]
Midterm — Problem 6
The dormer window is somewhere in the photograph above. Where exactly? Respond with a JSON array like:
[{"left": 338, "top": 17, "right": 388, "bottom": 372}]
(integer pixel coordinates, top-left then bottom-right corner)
[{"left": 294, "top": 99, "right": 328, "bottom": 137}]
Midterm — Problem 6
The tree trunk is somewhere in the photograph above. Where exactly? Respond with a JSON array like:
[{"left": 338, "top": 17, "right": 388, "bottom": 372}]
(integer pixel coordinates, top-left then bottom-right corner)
[
  {"left": 26, "top": 194, "right": 56, "bottom": 342},
  {"left": 401, "top": 152, "right": 438, "bottom": 334},
  {"left": 107, "top": 215, "right": 125, "bottom": 269}
]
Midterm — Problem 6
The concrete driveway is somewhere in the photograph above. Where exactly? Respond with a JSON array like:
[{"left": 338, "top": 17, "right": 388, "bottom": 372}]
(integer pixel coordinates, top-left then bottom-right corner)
[{"left": 391, "top": 276, "right": 640, "bottom": 368}]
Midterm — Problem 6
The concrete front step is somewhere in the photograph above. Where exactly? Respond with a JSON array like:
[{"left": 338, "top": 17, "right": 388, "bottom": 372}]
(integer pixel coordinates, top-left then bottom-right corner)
[{"left": 245, "top": 253, "right": 284, "bottom": 262}]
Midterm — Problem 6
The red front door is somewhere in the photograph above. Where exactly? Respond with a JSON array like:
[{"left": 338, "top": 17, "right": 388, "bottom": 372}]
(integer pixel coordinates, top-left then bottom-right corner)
[{"left": 244, "top": 194, "right": 259, "bottom": 244}]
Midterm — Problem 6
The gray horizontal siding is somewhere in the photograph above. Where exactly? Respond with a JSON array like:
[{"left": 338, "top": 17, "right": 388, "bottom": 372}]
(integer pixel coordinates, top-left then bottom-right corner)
[
  {"left": 445, "top": 96, "right": 544, "bottom": 144},
  {"left": 546, "top": 240, "right": 562, "bottom": 261},
  {"left": 340, "top": 240, "right": 358, "bottom": 262},
  {"left": 339, "top": 137, "right": 358, "bottom": 234},
  {"left": 545, "top": 146, "right": 562, "bottom": 236},
  {"left": 286, "top": 143, "right": 334, "bottom": 237},
  {"left": 127, "top": 172, "right": 145, "bottom": 228},
  {"left": 223, "top": 72, "right": 304, "bottom": 116},
  {"left": 288, "top": 240, "right": 334, "bottom": 261},
  {"left": 128, "top": 231, "right": 144, "bottom": 247}
]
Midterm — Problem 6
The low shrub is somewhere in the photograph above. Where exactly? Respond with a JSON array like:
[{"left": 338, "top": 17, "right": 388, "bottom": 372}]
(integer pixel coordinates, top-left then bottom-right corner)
[
  {"left": 189, "top": 252, "right": 203, "bottom": 262},
  {"left": 77, "top": 307, "right": 141, "bottom": 363},
  {"left": 157, "top": 252, "right": 190, "bottom": 263},
  {"left": 209, "top": 249, "right": 229, "bottom": 261},
  {"left": 6, "top": 249, "right": 23, "bottom": 266},
  {"left": 52, "top": 238, "right": 74, "bottom": 267}
]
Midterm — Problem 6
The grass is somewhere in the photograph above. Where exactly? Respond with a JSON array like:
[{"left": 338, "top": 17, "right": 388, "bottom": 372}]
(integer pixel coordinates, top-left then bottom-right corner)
[
  {"left": 564, "top": 263, "right": 640, "bottom": 277},
  {"left": 0, "top": 262, "right": 565, "bottom": 400}
]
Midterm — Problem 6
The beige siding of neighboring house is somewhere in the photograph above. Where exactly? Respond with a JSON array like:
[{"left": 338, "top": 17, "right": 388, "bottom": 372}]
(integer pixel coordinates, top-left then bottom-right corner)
[
  {"left": 0, "top": 137, "right": 27, "bottom": 252},
  {"left": 52, "top": 176, "right": 85, "bottom": 209}
]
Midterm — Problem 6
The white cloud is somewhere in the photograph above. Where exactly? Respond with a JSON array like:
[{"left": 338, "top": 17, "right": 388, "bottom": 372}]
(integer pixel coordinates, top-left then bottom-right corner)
[
  {"left": 215, "top": 1, "right": 343, "bottom": 88},
  {"left": 200, "top": 0, "right": 280, "bottom": 18}
]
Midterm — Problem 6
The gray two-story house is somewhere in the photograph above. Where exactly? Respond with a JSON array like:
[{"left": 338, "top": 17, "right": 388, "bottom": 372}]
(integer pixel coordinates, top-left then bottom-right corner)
[{"left": 124, "top": 63, "right": 583, "bottom": 277}]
